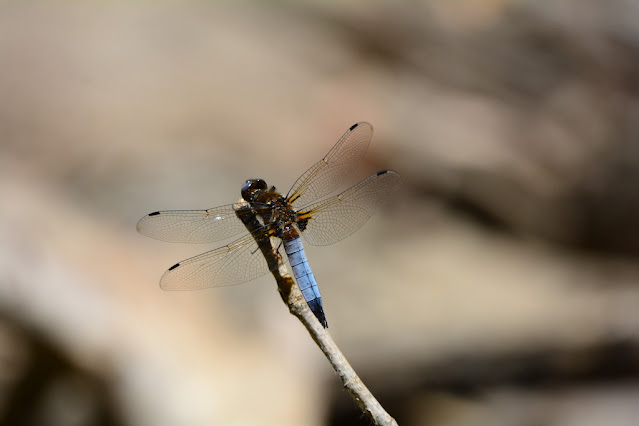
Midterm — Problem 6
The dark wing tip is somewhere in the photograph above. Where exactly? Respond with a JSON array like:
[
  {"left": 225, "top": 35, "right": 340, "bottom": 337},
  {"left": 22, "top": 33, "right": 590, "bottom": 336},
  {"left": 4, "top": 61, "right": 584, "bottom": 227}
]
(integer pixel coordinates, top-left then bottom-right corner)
[
  {"left": 377, "top": 170, "right": 402, "bottom": 183},
  {"left": 349, "top": 123, "right": 359, "bottom": 131},
  {"left": 168, "top": 263, "right": 180, "bottom": 271},
  {"left": 148, "top": 211, "right": 161, "bottom": 216}
]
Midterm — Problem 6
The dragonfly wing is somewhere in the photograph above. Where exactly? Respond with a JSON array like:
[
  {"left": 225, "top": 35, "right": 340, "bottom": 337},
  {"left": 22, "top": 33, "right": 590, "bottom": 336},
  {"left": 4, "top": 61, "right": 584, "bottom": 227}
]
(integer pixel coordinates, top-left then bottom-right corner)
[
  {"left": 287, "top": 122, "right": 373, "bottom": 208},
  {"left": 299, "top": 170, "right": 401, "bottom": 246},
  {"left": 160, "top": 231, "right": 286, "bottom": 290},
  {"left": 137, "top": 204, "right": 249, "bottom": 244}
]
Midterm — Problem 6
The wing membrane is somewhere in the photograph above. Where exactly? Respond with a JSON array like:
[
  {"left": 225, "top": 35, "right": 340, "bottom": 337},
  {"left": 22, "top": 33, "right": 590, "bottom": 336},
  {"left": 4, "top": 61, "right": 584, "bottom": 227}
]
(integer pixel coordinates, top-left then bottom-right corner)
[
  {"left": 287, "top": 122, "right": 373, "bottom": 208},
  {"left": 160, "top": 230, "right": 286, "bottom": 290},
  {"left": 136, "top": 204, "right": 249, "bottom": 244},
  {"left": 299, "top": 171, "right": 401, "bottom": 246}
]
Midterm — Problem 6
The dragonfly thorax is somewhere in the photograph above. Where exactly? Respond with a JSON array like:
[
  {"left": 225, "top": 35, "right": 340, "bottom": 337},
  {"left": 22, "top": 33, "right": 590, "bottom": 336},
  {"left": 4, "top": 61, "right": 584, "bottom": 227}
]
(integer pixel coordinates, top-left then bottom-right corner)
[{"left": 242, "top": 178, "right": 300, "bottom": 239}]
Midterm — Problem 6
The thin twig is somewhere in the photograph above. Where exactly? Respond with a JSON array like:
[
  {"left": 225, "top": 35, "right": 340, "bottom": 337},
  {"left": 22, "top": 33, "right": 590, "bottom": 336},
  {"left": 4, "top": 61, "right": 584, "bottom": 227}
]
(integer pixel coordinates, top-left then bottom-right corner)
[{"left": 235, "top": 203, "right": 398, "bottom": 426}]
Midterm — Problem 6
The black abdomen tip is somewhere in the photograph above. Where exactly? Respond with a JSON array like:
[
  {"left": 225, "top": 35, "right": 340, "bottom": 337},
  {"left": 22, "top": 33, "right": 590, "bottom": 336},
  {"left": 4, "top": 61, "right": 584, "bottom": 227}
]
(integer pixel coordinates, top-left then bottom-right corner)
[
  {"left": 307, "top": 299, "right": 328, "bottom": 328},
  {"left": 349, "top": 123, "right": 359, "bottom": 131}
]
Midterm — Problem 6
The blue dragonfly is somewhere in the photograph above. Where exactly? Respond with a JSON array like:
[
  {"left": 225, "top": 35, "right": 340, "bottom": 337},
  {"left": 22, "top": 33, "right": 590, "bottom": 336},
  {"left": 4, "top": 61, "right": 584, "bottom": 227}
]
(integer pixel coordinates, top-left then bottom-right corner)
[{"left": 137, "top": 123, "right": 401, "bottom": 327}]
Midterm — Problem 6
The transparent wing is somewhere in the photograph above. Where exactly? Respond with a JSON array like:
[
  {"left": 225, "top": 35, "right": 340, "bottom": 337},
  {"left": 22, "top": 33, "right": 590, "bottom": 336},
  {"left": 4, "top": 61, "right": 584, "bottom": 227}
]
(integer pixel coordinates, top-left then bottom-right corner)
[
  {"left": 136, "top": 204, "right": 250, "bottom": 244},
  {"left": 287, "top": 122, "right": 373, "bottom": 208},
  {"left": 160, "top": 230, "right": 286, "bottom": 290},
  {"left": 299, "top": 170, "right": 401, "bottom": 246}
]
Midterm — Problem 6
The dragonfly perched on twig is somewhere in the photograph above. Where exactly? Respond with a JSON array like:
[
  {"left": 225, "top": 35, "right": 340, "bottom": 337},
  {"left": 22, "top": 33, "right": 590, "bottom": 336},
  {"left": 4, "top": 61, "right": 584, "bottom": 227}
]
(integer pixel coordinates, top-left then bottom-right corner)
[{"left": 137, "top": 122, "right": 401, "bottom": 327}]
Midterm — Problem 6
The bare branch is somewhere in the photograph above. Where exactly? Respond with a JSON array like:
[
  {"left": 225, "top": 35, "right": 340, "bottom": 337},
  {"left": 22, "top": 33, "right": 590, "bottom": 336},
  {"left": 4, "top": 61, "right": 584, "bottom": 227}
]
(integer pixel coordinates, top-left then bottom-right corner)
[{"left": 235, "top": 203, "right": 398, "bottom": 426}]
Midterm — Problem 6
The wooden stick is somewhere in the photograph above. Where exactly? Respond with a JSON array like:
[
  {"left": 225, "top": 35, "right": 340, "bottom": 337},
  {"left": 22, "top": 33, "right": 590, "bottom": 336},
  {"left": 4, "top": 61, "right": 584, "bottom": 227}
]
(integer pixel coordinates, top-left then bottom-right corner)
[{"left": 235, "top": 203, "right": 398, "bottom": 426}]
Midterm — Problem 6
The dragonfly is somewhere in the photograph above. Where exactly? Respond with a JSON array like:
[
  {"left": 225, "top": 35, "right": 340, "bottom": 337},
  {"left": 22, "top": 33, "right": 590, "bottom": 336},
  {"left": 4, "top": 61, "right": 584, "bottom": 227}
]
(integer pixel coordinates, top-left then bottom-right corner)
[{"left": 137, "top": 122, "right": 401, "bottom": 328}]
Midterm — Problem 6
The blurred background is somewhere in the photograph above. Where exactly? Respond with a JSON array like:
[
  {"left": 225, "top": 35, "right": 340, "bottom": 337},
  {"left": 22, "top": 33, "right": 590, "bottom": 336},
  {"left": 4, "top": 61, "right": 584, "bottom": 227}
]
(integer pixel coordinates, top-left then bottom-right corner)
[{"left": 2, "top": 1, "right": 639, "bottom": 425}]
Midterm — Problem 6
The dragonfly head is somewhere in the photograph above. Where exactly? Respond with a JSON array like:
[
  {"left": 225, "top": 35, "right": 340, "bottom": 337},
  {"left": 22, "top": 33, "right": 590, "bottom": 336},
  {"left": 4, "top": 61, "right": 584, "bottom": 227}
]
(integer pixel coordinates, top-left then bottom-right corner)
[{"left": 241, "top": 178, "right": 268, "bottom": 202}]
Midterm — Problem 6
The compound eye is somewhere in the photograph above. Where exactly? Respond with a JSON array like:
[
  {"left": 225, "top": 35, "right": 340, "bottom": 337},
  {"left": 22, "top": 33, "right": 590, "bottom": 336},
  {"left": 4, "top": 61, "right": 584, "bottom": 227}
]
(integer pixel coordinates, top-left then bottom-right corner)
[
  {"left": 241, "top": 179, "right": 268, "bottom": 201},
  {"left": 252, "top": 179, "right": 267, "bottom": 190}
]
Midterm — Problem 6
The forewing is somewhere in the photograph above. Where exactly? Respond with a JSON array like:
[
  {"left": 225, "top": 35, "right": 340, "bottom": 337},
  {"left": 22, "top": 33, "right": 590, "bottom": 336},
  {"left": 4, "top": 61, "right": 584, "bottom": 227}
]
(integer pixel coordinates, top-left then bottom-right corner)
[
  {"left": 136, "top": 204, "right": 248, "bottom": 244},
  {"left": 287, "top": 122, "right": 373, "bottom": 208},
  {"left": 160, "top": 231, "right": 286, "bottom": 290},
  {"left": 299, "top": 170, "right": 401, "bottom": 246}
]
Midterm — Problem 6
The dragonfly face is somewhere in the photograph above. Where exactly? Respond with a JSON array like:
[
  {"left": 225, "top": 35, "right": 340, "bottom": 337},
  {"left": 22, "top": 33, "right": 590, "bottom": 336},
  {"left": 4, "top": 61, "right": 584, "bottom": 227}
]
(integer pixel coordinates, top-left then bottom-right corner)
[
  {"left": 137, "top": 122, "right": 401, "bottom": 327},
  {"left": 240, "top": 178, "right": 268, "bottom": 202}
]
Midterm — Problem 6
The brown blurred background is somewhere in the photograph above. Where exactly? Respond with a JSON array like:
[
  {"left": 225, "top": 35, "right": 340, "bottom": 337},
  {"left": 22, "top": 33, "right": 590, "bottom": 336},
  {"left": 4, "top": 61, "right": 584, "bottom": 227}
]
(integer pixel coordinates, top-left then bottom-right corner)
[{"left": 2, "top": 1, "right": 639, "bottom": 425}]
